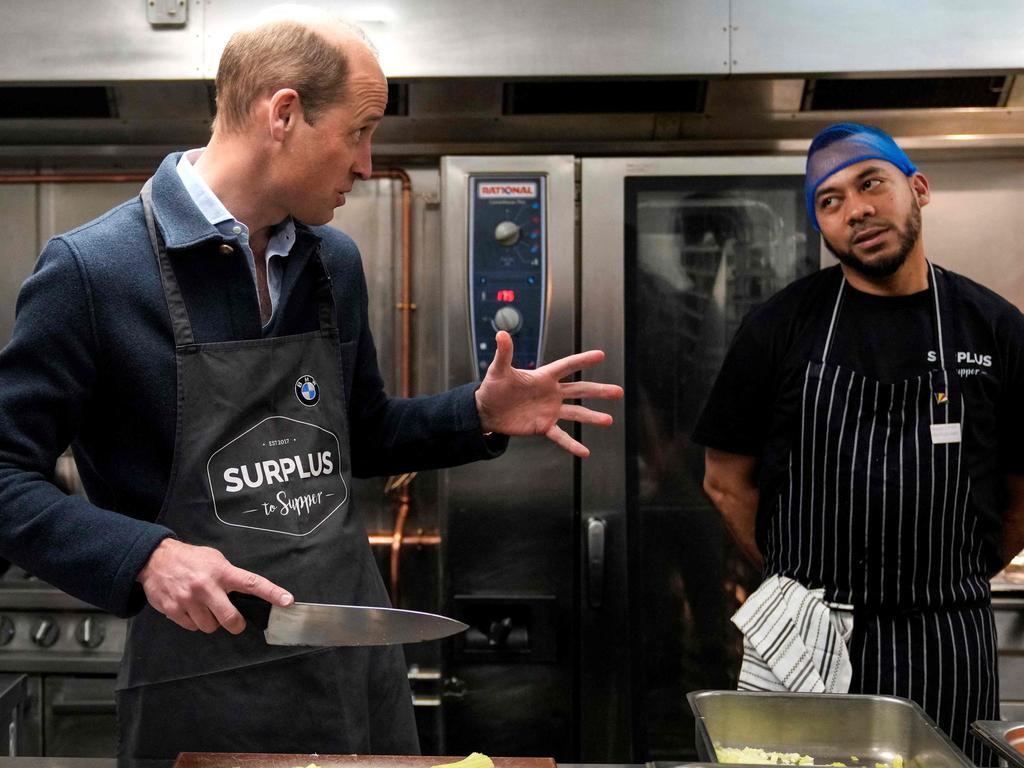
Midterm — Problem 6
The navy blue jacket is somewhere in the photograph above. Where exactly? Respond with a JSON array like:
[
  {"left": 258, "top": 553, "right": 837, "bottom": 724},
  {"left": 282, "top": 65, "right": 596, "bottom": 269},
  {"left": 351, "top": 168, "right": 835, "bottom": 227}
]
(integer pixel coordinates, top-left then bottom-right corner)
[{"left": 0, "top": 153, "right": 504, "bottom": 617}]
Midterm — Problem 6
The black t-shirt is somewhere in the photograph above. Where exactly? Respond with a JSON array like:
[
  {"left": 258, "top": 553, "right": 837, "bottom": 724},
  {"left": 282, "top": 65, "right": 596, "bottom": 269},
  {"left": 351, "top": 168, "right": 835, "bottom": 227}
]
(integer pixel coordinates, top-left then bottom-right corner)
[
  {"left": 693, "top": 264, "right": 1024, "bottom": 562},
  {"left": 824, "top": 283, "right": 937, "bottom": 382}
]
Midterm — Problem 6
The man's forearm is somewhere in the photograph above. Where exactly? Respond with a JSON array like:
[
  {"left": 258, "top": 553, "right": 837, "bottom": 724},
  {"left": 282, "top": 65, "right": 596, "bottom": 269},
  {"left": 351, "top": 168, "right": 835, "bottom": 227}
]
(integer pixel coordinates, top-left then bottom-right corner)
[
  {"left": 703, "top": 448, "right": 764, "bottom": 569},
  {"left": 706, "top": 483, "right": 763, "bottom": 570}
]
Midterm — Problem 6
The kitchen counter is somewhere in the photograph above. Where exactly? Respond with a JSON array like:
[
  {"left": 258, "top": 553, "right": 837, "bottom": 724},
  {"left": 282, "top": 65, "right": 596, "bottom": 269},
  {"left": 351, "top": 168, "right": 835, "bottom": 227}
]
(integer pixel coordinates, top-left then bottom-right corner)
[
  {"left": 0, "top": 761, "right": 646, "bottom": 768},
  {"left": 173, "top": 754, "right": 557, "bottom": 768}
]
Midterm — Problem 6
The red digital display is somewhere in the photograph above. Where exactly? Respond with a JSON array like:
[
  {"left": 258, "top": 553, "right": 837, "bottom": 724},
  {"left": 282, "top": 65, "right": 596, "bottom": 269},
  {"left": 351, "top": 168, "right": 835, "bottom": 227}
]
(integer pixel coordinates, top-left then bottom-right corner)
[{"left": 496, "top": 289, "right": 516, "bottom": 302}]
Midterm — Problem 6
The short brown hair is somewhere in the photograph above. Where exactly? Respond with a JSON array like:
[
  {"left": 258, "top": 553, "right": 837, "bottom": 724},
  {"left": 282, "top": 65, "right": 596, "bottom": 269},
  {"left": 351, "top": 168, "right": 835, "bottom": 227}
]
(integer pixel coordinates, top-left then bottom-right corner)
[{"left": 214, "top": 20, "right": 352, "bottom": 132}]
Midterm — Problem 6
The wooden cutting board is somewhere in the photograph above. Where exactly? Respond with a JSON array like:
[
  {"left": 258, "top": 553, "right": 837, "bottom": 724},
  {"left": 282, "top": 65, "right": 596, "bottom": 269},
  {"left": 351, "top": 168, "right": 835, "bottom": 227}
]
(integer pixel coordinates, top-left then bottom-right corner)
[{"left": 174, "top": 754, "right": 557, "bottom": 768}]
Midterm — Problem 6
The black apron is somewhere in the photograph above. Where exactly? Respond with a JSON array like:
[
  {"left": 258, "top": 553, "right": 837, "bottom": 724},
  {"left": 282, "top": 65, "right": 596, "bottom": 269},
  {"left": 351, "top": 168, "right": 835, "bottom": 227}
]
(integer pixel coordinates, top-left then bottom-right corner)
[
  {"left": 761, "top": 263, "right": 999, "bottom": 765},
  {"left": 116, "top": 182, "right": 417, "bottom": 763}
]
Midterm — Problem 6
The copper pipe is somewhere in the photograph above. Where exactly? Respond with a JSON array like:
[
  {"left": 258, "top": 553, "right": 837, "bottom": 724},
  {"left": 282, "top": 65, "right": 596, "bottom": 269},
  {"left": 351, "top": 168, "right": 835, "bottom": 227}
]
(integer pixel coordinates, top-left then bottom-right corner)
[
  {"left": 388, "top": 494, "right": 411, "bottom": 602},
  {"left": 371, "top": 169, "right": 414, "bottom": 397},
  {"left": 368, "top": 533, "right": 440, "bottom": 547},
  {"left": 371, "top": 169, "right": 416, "bottom": 605},
  {"left": 3, "top": 167, "right": 423, "bottom": 602}
]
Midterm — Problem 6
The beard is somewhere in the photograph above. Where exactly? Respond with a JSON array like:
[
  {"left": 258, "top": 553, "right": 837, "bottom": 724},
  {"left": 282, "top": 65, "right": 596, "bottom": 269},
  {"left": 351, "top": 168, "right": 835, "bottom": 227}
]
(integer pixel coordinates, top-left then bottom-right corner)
[{"left": 822, "top": 198, "right": 922, "bottom": 278}]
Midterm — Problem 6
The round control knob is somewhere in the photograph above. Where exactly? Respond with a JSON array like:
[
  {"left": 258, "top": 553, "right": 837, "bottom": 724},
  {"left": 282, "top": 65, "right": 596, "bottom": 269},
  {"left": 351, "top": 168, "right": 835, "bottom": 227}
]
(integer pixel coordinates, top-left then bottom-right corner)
[
  {"left": 492, "top": 306, "right": 523, "bottom": 335},
  {"left": 31, "top": 616, "right": 59, "bottom": 648},
  {"left": 0, "top": 616, "right": 14, "bottom": 646},
  {"left": 494, "top": 221, "right": 521, "bottom": 247},
  {"left": 76, "top": 616, "right": 106, "bottom": 649}
]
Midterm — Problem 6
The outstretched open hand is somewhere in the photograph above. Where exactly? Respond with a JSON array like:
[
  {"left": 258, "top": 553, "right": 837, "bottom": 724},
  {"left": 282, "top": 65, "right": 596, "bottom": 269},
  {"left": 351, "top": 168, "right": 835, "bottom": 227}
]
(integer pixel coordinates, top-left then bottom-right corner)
[{"left": 474, "top": 331, "right": 624, "bottom": 457}]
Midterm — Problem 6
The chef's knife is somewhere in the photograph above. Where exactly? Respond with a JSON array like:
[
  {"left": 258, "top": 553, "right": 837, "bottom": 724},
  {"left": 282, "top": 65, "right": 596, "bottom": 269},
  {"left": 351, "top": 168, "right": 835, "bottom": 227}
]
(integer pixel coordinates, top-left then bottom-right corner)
[{"left": 229, "top": 594, "right": 468, "bottom": 646}]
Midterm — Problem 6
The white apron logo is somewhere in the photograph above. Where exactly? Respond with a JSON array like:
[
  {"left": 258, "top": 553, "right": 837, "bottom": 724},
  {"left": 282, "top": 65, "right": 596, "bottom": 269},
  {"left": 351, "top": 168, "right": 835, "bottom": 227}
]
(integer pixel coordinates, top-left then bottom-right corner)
[
  {"left": 927, "top": 349, "right": 993, "bottom": 378},
  {"left": 927, "top": 350, "right": 993, "bottom": 367},
  {"left": 206, "top": 415, "right": 348, "bottom": 536},
  {"left": 295, "top": 375, "right": 320, "bottom": 407}
]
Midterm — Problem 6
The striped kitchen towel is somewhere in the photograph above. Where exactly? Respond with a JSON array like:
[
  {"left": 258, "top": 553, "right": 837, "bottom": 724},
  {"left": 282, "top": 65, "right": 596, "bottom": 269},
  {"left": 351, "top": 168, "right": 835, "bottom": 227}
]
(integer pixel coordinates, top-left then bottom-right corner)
[{"left": 731, "top": 574, "right": 854, "bottom": 693}]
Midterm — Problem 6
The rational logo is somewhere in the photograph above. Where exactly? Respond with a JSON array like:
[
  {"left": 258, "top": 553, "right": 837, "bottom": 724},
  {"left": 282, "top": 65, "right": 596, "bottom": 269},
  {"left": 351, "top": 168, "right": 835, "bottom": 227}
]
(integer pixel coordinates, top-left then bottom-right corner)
[
  {"left": 478, "top": 182, "right": 538, "bottom": 199},
  {"left": 295, "top": 375, "right": 320, "bottom": 407}
]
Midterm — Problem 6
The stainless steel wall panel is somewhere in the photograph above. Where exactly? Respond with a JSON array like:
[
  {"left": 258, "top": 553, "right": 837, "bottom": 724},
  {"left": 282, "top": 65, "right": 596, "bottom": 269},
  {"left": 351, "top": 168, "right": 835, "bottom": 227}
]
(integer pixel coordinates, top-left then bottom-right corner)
[
  {"left": 0, "top": 121, "right": 211, "bottom": 148},
  {"left": 816, "top": 156, "right": 1024, "bottom": 308},
  {"left": 731, "top": 0, "right": 1024, "bottom": 74},
  {"left": 0, "top": 0, "right": 203, "bottom": 81},
  {"left": 329, "top": 169, "right": 447, "bottom": 395},
  {"left": 331, "top": 177, "right": 402, "bottom": 393},
  {"left": 203, "top": 0, "right": 730, "bottom": 78},
  {"left": 915, "top": 157, "right": 1024, "bottom": 310},
  {"left": 6, "top": 0, "right": 1024, "bottom": 85},
  {"left": 327, "top": 176, "right": 401, "bottom": 543},
  {"left": 403, "top": 168, "right": 445, "bottom": 396},
  {"left": 0, "top": 185, "right": 39, "bottom": 347},
  {"left": 36, "top": 183, "right": 143, "bottom": 245}
]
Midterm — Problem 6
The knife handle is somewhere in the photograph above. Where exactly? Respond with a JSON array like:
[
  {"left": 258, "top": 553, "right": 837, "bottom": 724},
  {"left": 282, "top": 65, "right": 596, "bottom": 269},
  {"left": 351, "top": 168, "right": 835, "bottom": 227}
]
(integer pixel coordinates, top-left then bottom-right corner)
[{"left": 228, "top": 593, "right": 273, "bottom": 631}]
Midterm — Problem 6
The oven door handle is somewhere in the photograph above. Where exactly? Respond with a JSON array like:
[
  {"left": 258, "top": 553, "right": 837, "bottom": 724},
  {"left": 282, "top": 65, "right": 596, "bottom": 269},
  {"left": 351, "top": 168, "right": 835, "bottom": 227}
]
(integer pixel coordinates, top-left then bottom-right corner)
[
  {"left": 586, "top": 517, "right": 606, "bottom": 609},
  {"left": 50, "top": 700, "right": 116, "bottom": 716}
]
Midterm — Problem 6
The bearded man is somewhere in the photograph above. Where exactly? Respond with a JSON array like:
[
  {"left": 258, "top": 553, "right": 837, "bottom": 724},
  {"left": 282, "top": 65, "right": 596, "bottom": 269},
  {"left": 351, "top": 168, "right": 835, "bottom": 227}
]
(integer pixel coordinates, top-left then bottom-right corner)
[{"left": 694, "top": 122, "right": 1024, "bottom": 764}]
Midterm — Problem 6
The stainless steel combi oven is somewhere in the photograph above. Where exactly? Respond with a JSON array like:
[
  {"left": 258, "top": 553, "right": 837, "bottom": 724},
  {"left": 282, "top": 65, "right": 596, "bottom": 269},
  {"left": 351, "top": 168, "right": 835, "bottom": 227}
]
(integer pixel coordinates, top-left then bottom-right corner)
[
  {"left": 439, "top": 156, "right": 578, "bottom": 758},
  {"left": 439, "top": 155, "right": 818, "bottom": 763}
]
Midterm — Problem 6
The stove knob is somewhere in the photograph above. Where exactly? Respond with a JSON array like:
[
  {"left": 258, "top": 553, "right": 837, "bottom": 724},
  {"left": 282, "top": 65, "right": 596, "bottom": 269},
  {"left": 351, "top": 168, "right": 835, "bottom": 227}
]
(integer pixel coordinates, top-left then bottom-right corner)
[
  {"left": 0, "top": 616, "right": 14, "bottom": 646},
  {"left": 31, "top": 616, "right": 59, "bottom": 648},
  {"left": 492, "top": 306, "right": 523, "bottom": 335},
  {"left": 494, "top": 221, "right": 521, "bottom": 247},
  {"left": 75, "top": 616, "right": 106, "bottom": 649}
]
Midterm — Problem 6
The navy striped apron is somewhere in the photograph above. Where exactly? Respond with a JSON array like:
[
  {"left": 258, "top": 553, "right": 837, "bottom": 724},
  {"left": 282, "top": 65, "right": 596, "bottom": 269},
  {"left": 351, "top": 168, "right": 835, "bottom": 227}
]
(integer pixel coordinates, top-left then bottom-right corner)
[{"left": 761, "top": 263, "right": 999, "bottom": 764}]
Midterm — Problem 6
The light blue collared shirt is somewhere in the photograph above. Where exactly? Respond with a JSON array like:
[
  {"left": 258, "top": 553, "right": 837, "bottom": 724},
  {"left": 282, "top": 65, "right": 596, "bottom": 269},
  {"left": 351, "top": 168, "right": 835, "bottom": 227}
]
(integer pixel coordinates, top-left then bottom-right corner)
[{"left": 175, "top": 149, "right": 296, "bottom": 326}]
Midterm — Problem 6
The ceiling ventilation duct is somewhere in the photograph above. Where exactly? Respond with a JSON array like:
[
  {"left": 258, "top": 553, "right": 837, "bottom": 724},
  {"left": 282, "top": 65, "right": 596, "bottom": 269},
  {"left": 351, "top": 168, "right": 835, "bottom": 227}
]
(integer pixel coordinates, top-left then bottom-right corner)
[
  {"left": 503, "top": 79, "right": 707, "bottom": 115},
  {"left": 0, "top": 86, "right": 115, "bottom": 119},
  {"left": 801, "top": 76, "right": 1013, "bottom": 111}
]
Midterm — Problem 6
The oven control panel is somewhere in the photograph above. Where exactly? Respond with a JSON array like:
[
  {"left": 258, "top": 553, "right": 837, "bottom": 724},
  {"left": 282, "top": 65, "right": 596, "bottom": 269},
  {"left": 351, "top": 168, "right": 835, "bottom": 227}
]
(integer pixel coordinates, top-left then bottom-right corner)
[
  {"left": 0, "top": 611, "right": 126, "bottom": 671},
  {"left": 468, "top": 175, "right": 547, "bottom": 377},
  {"left": 0, "top": 612, "right": 126, "bottom": 652}
]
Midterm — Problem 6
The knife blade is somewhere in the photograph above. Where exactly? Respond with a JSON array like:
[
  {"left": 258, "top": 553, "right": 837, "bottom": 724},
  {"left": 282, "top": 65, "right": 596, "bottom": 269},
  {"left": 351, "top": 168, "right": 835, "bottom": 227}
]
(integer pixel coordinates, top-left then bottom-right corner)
[{"left": 230, "top": 594, "right": 468, "bottom": 646}]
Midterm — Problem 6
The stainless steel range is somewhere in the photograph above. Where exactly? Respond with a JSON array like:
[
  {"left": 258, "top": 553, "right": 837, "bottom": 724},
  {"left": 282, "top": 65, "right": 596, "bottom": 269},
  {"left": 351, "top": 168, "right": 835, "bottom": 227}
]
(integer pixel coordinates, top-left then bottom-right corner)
[{"left": 0, "top": 562, "right": 125, "bottom": 757}]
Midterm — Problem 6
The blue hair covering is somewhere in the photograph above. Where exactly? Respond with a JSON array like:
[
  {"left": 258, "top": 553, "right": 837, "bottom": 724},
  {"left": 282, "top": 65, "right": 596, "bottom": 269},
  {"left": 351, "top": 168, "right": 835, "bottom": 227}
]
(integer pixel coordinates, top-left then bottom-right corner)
[{"left": 805, "top": 122, "right": 917, "bottom": 231}]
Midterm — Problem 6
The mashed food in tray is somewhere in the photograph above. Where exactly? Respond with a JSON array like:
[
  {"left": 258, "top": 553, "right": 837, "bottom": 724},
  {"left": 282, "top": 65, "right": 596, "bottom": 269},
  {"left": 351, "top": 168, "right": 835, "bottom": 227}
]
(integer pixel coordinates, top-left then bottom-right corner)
[
  {"left": 715, "top": 746, "right": 905, "bottom": 768},
  {"left": 715, "top": 747, "right": 815, "bottom": 765}
]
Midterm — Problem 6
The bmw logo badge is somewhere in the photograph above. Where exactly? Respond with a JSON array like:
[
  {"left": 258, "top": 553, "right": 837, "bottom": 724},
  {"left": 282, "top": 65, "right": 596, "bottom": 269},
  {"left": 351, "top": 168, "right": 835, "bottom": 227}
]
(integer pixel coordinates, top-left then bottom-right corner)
[{"left": 295, "top": 375, "right": 320, "bottom": 407}]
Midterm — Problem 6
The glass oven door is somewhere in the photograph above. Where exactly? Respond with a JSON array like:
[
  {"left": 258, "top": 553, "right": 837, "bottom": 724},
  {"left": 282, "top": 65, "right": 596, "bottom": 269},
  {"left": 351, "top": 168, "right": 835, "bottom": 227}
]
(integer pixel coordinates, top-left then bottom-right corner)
[{"left": 579, "top": 157, "right": 819, "bottom": 762}]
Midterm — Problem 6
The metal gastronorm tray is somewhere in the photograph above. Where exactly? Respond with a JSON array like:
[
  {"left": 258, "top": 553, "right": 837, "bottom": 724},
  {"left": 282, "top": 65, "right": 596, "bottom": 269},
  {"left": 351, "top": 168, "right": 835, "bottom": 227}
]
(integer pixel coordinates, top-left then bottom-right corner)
[
  {"left": 687, "top": 690, "right": 973, "bottom": 768},
  {"left": 970, "top": 720, "right": 1024, "bottom": 768}
]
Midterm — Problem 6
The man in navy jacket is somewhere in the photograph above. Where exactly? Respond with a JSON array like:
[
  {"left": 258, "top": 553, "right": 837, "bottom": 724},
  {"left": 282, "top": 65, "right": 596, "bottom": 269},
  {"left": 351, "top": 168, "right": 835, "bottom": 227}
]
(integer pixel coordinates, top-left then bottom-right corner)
[{"left": 0, "top": 5, "right": 621, "bottom": 760}]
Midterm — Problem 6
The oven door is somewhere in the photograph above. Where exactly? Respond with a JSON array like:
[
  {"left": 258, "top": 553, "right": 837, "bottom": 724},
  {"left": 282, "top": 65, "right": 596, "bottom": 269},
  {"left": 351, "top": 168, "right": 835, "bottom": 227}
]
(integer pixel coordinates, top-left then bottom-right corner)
[
  {"left": 579, "top": 156, "right": 820, "bottom": 762},
  {"left": 43, "top": 676, "right": 117, "bottom": 757}
]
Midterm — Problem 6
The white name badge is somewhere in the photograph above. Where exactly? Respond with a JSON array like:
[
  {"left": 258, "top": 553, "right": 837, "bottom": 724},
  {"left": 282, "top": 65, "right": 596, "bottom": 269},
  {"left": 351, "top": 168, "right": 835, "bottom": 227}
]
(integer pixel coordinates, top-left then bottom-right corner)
[{"left": 930, "top": 423, "right": 963, "bottom": 444}]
